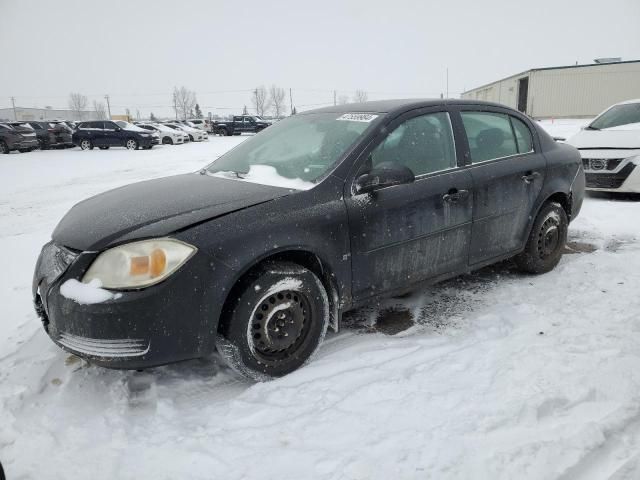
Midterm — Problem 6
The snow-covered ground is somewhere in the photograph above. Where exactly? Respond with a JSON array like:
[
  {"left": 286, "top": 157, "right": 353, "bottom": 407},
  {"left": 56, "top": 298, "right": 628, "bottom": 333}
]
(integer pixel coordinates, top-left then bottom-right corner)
[{"left": 2, "top": 133, "right": 640, "bottom": 479}]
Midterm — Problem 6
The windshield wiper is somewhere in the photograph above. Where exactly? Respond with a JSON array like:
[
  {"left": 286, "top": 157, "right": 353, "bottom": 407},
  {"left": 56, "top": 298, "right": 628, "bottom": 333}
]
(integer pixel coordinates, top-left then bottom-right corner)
[{"left": 584, "top": 125, "right": 600, "bottom": 130}]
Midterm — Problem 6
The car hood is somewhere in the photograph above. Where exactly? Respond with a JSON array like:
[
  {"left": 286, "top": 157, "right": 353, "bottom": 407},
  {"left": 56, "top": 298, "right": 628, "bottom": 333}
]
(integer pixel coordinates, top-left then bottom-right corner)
[
  {"left": 568, "top": 128, "right": 640, "bottom": 150},
  {"left": 52, "top": 173, "right": 293, "bottom": 251}
]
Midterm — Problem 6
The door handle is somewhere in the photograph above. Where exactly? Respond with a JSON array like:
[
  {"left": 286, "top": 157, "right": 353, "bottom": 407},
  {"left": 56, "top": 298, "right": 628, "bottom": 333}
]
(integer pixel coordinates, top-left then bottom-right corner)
[
  {"left": 522, "top": 171, "right": 541, "bottom": 184},
  {"left": 442, "top": 189, "right": 469, "bottom": 203}
]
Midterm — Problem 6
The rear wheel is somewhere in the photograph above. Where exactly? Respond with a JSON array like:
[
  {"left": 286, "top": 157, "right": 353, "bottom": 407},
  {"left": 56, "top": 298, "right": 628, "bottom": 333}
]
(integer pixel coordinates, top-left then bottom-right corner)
[
  {"left": 0, "top": 141, "right": 8, "bottom": 154},
  {"left": 125, "top": 138, "right": 138, "bottom": 150},
  {"left": 80, "top": 139, "right": 92, "bottom": 150},
  {"left": 216, "top": 261, "right": 330, "bottom": 380},
  {"left": 515, "top": 202, "right": 568, "bottom": 274}
]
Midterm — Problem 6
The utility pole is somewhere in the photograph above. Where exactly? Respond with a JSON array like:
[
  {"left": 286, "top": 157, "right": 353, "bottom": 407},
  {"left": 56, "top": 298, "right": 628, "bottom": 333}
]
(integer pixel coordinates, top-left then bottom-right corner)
[
  {"left": 10, "top": 97, "right": 17, "bottom": 120},
  {"left": 104, "top": 94, "right": 112, "bottom": 119},
  {"left": 289, "top": 88, "right": 293, "bottom": 114},
  {"left": 333, "top": 90, "right": 336, "bottom": 106}
]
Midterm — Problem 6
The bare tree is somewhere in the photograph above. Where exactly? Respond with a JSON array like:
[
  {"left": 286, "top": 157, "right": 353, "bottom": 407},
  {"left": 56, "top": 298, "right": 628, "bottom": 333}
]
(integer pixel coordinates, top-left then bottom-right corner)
[
  {"left": 68, "top": 92, "right": 88, "bottom": 120},
  {"left": 269, "top": 85, "right": 286, "bottom": 118},
  {"left": 251, "top": 86, "right": 271, "bottom": 117},
  {"left": 173, "top": 86, "right": 197, "bottom": 120},
  {"left": 93, "top": 100, "right": 107, "bottom": 119},
  {"left": 353, "top": 90, "right": 368, "bottom": 103},
  {"left": 337, "top": 95, "right": 349, "bottom": 105}
]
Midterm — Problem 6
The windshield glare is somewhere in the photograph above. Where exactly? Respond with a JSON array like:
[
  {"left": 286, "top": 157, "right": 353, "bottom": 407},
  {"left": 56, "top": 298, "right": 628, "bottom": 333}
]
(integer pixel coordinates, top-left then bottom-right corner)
[
  {"left": 206, "top": 112, "right": 379, "bottom": 187},
  {"left": 590, "top": 103, "right": 640, "bottom": 130}
]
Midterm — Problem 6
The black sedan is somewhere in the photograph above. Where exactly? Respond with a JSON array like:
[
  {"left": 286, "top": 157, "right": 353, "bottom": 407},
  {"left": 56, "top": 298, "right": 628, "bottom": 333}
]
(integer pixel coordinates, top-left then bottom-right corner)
[{"left": 33, "top": 99, "right": 585, "bottom": 378}]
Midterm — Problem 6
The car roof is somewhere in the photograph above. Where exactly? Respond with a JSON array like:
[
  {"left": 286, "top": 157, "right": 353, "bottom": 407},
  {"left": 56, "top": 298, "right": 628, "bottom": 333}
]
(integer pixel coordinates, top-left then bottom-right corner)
[
  {"left": 302, "top": 98, "right": 509, "bottom": 115},
  {"left": 613, "top": 98, "right": 640, "bottom": 106}
]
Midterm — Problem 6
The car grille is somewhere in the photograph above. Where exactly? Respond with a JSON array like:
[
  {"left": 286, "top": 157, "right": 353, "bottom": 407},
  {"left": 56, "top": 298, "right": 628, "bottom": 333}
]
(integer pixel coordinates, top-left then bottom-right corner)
[
  {"left": 57, "top": 332, "right": 150, "bottom": 358},
  {"left": 585, "top": 163, "right": 636, "bottom": 189},
  {"left": 582, "top": 158, "right": 624, "bottom": 171}
]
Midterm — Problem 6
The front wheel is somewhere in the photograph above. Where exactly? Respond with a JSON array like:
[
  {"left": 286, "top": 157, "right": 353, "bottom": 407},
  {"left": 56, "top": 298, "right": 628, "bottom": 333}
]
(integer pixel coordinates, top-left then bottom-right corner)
[
  {"left": 125, "top": 138, "right": 138, "bottom": 150},
  {"left": 216, "top": 262, "right": 330, "bottom": 380},
  {"left": 162, "top": 137, "right": 173, "bottom": 145},
  {"left": 79, "top": 139, "right": 92, "bottom": 150},
  {"left": 515, "top": 202, "right": 568, "bottom": 274},
  {"left": 0, "top": 141, "right": 8, "bottom": 154}
]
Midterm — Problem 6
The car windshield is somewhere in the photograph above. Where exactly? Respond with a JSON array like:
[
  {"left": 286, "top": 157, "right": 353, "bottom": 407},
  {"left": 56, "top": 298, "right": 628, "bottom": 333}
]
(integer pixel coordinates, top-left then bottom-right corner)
[
  {"left": 206, "top": 112, "right": 381, "bottom": 189},
  {"left": 590, "top": 103, "right": 640, "bottom": 130}
]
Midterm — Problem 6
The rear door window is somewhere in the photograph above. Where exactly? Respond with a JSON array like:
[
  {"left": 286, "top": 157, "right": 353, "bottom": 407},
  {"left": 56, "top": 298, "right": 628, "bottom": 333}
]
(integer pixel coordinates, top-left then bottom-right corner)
[{"left": 461, "top": 112, "right": 518, "bottom": 163}]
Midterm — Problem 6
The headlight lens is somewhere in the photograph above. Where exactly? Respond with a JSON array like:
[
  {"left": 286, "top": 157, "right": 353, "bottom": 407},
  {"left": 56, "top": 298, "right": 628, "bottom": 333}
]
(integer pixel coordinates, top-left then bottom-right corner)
[{"left": 82, "top": 238, "right": 196, "bottom": 289}]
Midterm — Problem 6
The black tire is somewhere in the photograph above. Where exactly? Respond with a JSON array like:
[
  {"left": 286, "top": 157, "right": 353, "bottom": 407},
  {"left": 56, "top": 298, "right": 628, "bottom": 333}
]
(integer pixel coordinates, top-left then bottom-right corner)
[
  {"left": 188, "top": 134, "right": 194, "bottom": 142},
  {"left": 79, "top": 139, "right": 92, "bottom": 150},
  {"left": 162, "top": 137, "right": 173, "bottom": 145},
  {"left": 38, "top": 139, "right": 50, "bottom": 150},
  {"left": 0, "top": 141, "right": 8, "bottom": 154},
  {"left": 99, "top": 146, "right": 110, "bottom": 150},
  {"left": 216, "top": 261, "right": 330, "bottom": 380},
  {"left": 125, "top": 138, "right": 138, "bottom": 150},
  {"left": 515, "top": 201, "right": 568, "bottom": 274},
  {"left": 217, "top": 128, "right": 228, "bottom": 136}
]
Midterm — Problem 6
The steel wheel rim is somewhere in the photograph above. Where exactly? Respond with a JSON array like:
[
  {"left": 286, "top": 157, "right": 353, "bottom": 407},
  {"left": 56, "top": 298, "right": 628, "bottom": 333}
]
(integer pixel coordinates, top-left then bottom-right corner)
[
  {"left": 537, "top": 217, "right": 560, "bottom": 259},
  {"left": 251, "top": 290, "right": 311, "bottom": 364}
]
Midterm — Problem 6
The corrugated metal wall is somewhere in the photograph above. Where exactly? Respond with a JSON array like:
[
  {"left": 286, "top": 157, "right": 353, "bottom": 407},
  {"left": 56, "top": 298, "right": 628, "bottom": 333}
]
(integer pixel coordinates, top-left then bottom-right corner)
[
  {"left": 462, "top": 62, "right": 640, "bottom": 119},
  {"left": 528, "top": 63, "right": 640, "bottom": 118}
]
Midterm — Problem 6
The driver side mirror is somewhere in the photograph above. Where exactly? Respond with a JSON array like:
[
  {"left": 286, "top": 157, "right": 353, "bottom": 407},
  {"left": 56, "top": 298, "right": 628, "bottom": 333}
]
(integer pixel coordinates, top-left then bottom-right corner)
[{"left": 355, "top": 163, "right": 415, "bottom": 194}]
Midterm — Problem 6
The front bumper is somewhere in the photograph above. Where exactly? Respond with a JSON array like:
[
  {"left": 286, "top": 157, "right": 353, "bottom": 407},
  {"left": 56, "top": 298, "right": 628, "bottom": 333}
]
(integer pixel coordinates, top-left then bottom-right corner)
[
  {"left": 33, "top": 241, "right": 217, "bottom": 369},
  {"left": 580, "top": 153, "right": 640, "bottom": 193}
]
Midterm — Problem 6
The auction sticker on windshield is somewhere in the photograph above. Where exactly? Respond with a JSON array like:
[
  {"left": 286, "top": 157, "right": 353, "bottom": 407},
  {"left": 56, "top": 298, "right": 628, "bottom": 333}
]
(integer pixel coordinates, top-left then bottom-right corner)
[{"left": 337, "top": 113, "right": 379, "bottom": 122}]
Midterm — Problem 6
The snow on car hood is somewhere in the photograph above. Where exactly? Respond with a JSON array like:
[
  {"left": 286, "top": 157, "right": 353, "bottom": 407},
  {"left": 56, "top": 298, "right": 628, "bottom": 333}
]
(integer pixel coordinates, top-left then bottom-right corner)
[
  {"left": 52, "top": 173, "right": 294, "bottom": 251},
  {"left": 210, "top": 165, "right": 315, "bottom": 190},
  {"left": 568, "top": 128, "right": 640, "bottom": 149}
]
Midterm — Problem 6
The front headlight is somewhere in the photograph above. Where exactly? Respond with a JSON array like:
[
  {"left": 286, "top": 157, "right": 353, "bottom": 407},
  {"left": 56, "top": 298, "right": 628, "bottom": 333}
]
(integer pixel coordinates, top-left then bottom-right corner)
[{"left": 82, "top": 238, "right": 196, "bottom": 289}]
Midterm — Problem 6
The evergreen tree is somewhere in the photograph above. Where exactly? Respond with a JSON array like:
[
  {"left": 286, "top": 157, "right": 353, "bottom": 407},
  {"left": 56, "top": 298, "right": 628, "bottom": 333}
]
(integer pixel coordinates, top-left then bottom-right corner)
[
  {"left": 150, "top": 112, "right": 157, "bottom": 122},
  {"left": 194, "top": 104, "right": 203, "bottom": 119}
]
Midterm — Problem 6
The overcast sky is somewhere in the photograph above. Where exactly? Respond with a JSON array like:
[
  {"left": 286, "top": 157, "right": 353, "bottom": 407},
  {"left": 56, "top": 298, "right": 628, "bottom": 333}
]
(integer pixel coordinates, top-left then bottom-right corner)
[{"left": 1, "top": 0, "right": 639, "bottom": 118}]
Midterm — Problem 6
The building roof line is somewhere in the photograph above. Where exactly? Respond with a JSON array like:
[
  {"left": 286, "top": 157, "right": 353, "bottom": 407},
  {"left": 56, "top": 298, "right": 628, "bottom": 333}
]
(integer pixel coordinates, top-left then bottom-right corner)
[{"left": 463, "top": 59, "right": 640, "bottom": 94}]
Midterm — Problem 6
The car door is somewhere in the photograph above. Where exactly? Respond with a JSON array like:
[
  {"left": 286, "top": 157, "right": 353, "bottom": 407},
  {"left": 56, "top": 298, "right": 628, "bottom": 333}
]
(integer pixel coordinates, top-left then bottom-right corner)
[
  {"left": 87, "top": 121, "right": 105, "bottom": 146},
  {"left": 102, "top": 121, "right": 123, "bottom": 146},
  {"left": 456, "top": 108, "right": 545, "bottom": 265},
  {"left": 345, "top": 109, "right": 473, "bottom": 300}
]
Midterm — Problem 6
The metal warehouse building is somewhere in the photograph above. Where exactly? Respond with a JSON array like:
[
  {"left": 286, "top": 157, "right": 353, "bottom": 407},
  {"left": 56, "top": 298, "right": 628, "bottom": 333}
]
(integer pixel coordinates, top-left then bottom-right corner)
[
  {"left": 0, "top": 107, "right": 98, "bottom": 122},
  {"left": 461, "top": 59, "right": 640, "bottom": 119}
]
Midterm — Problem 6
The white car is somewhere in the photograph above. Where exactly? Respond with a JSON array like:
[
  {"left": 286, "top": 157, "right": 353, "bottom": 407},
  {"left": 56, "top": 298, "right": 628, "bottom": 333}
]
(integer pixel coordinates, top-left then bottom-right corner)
[
  {"left": 114, "top": 121, "right": 161, "bottom": 145},
  {"left": 163, "top": 123, "right": 191, "bottom": 142},
  {"left": 167, "top": 122, "right": 208, "bottom": 142},
  {"left": 187, "top": 119, "right": 210, "bottom": 131},
  {"left": 568, "top": 99, "right": 640, "bottom": 193},
  {"left": 136, "top": 123, "right": 184, "bottom": 145}
]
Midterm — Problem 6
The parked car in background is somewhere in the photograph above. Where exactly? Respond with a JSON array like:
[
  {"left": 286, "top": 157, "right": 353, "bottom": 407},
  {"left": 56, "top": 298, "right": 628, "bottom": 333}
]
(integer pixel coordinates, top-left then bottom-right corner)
[
  {"left": 187, "top": 118, "right": 210, "bottom": 132},
  {"left": 165, "top": 122, "right": 207, "bottom": 142},
  {"left": 0, "top": 123, "right": 39, "bottom": 153},
  {"left": 11, "top": 121, "right": 73, "bottom": 149},
  {"left": 212, "top": 115, "right": 270, "bottom": 136},
  {"left": 73, "top": 120, "right": 159, "bottom": 150},
  {"left": 163, "top": 123, "right": 190, "bottom": 142},
  {"left": 3, "top": 123, "right": 39, "bottom": 152},
  {"left": 34, "top": 99, "right": 584, "bottom": 379},
  {"left": 136, "top": 123, "right": 184, "bottom": 145},
  {"left": 568, "top": 99, "right": 640, "bottom": 193}
]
